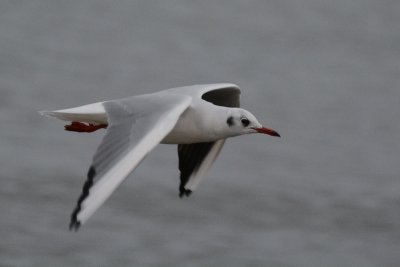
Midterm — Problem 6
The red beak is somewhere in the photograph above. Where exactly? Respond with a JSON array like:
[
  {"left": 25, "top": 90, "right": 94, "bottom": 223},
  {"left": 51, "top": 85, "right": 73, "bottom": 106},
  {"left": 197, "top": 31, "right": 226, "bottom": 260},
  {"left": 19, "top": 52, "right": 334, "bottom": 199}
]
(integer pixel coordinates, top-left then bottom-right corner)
[{"left": 253, "top": 127, "right": 281, "bottom": 137}]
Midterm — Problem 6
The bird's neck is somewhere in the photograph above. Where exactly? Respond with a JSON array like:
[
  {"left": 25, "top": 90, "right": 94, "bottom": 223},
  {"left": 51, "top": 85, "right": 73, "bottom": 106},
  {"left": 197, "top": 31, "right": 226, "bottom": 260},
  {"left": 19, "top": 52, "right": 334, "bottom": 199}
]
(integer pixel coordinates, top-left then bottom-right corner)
[{"left": 198, "top": 106, "right": 235, "bottom": 140}]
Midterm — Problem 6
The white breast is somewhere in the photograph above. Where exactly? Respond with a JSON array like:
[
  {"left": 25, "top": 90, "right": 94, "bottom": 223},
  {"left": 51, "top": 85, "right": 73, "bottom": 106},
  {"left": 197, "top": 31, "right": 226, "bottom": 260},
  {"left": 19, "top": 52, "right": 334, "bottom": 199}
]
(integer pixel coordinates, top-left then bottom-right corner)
[{"left": 162, "top": 99, "right": 228, "bottom": 144}]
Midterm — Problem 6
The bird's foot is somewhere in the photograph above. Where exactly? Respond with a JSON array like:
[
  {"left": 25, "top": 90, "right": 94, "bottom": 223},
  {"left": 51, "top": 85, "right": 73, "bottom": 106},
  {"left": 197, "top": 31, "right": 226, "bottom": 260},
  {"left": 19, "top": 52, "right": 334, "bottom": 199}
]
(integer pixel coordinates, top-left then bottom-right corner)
[{"left": 64, "top": 122, "right": 107, "bottom": 133}]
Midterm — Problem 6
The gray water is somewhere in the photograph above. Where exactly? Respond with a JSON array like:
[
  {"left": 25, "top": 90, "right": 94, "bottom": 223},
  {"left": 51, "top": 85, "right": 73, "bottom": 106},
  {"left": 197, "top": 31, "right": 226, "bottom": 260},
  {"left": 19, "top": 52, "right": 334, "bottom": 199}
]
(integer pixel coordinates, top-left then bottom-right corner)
[{"left": 1, "top": 1, "right": 400, "bottom": 266}]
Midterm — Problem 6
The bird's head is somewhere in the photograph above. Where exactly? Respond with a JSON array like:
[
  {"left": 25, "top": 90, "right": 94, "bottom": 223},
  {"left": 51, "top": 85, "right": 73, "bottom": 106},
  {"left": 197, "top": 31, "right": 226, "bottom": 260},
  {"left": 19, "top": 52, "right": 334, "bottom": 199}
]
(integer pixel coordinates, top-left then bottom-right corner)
[{"left": 225, "top": 108, "right": 280, "bottom": 137}]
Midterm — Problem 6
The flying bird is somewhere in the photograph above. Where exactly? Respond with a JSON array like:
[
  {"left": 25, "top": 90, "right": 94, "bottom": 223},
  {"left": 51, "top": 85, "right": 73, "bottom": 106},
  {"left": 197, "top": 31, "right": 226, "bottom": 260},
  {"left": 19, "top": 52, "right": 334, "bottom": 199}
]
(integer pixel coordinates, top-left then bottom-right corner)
[{"left": 40, "top": 83, "right": 280, "bottom": 230}]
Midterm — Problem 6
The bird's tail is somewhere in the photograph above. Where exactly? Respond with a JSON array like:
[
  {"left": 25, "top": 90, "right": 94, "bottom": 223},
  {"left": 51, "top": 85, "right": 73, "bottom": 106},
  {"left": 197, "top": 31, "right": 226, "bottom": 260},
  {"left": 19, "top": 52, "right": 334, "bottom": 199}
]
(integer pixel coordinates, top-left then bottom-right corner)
[{"left": 39, "top": 102, "right": 108, "bottom": 125}]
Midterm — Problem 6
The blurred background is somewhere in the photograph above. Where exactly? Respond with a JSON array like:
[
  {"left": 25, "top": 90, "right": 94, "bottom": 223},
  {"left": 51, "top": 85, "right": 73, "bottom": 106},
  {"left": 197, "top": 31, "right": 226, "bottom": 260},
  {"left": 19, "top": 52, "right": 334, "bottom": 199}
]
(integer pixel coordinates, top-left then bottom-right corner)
[{"left": 1, "top": 1, "right": 399, "bottom": 266}]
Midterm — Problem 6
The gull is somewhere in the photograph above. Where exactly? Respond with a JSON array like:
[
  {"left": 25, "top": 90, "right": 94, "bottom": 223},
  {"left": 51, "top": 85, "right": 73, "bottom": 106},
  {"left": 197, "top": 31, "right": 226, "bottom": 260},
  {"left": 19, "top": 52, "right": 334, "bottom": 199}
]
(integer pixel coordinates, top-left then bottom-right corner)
[{"left": 40, "top": 83, "right": 280, "bottom": 230}]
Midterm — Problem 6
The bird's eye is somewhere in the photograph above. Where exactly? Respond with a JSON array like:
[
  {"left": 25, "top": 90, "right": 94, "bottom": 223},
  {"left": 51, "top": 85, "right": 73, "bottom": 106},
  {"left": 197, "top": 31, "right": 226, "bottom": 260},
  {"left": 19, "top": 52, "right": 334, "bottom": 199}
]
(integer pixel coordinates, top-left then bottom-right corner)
[{"left": 241, "top": 117, "right": 250, "bottom": 127}]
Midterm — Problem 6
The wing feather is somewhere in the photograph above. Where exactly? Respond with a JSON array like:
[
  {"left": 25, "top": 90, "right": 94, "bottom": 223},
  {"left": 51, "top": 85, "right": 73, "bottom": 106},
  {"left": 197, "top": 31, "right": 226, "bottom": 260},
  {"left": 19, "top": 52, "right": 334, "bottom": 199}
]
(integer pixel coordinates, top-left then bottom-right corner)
[
  {"left": 177, "top": 139, "right": 225, "bottom": 197},
  {"left": 70, "top": 94, "right": 191, "bottom": 230}
]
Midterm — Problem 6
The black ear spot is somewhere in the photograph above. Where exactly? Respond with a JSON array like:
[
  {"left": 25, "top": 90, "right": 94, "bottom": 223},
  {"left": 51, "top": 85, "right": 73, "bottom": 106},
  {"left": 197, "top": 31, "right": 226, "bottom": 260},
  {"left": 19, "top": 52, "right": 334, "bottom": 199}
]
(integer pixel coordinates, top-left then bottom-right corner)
[
  {"left": 227, "top": 116, "right": 234, "bottom": 126},
  {"left": 241, "top": 117, "right": 250, "bottom": 127}
]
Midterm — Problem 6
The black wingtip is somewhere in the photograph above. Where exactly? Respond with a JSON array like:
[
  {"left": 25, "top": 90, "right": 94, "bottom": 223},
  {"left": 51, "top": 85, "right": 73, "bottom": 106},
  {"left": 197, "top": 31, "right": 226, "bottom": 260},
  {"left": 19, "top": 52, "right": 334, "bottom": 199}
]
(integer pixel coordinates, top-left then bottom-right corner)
[
  {"left": 179, "top": 188, "right": 192, "bottom": 198},
  {"left": 69, "top": 217, "right": 81, "bottom": 231},
  {"left": 69, "top": 203, "right": 82, "bottom": 231},
  {"left": 68, "top": 166, "right": 97, "bottom": 232}
]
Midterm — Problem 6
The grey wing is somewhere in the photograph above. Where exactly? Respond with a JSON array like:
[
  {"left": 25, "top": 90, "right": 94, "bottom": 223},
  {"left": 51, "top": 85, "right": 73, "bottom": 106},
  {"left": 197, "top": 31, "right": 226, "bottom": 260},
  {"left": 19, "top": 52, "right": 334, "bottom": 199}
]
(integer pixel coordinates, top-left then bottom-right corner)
[
  {"left": 164, "top": 83, "right": 241, "bottom": 108},
  {"left": 178, "top": 142, "right": 214, "bottom": 197},
  {"left": 201, "top": 86, "right": 240, "bottom": 107},
  {"left": 177, "top": 139, "right": 226, "bottom": 197},
  {"left": 70, "top": 94, "right": 191, "bottom": 230}
]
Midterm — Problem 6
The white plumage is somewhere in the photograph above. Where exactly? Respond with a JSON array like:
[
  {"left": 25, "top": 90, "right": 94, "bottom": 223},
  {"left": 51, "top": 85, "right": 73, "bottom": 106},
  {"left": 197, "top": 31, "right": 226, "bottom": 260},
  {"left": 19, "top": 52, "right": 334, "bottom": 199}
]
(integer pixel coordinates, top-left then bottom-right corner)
[{"left": 40, "top": 83, "right": 280, "bottom": 230}]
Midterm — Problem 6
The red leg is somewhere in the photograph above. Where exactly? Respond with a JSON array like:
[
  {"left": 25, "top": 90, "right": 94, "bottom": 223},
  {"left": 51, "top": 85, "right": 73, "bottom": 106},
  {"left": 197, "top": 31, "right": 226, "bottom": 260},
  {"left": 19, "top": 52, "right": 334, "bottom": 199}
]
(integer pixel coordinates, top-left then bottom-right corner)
[{"left": 64, "top": 122, "right": 108, "bottom": 132}]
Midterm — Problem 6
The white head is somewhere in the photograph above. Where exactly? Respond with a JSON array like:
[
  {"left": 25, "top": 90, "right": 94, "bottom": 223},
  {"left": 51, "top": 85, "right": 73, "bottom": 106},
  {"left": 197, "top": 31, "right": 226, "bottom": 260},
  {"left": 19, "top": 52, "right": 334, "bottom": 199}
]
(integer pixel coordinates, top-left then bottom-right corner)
[{"left": 225, "top": 108, "right": 280, "bottom": 137}]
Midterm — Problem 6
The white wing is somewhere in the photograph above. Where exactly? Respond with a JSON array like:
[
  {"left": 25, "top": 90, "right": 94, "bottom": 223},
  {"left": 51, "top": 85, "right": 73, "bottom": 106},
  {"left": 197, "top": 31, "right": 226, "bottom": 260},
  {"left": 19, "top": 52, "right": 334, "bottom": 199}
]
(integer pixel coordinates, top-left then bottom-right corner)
[{"left": 70, "top": 93, "right": 191, "bottom": 230}]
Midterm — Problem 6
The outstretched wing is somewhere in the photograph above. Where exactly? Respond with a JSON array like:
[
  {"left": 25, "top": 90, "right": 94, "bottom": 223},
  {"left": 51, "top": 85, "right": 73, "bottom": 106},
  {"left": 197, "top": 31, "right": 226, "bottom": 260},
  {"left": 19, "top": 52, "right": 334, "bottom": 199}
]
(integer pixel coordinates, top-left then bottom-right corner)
[
  {"left": 70, "top": 94, "right": 191, "bottom": 230},
  {"left": 177, "top": 84, "right": 241, "bottom": 196}
]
